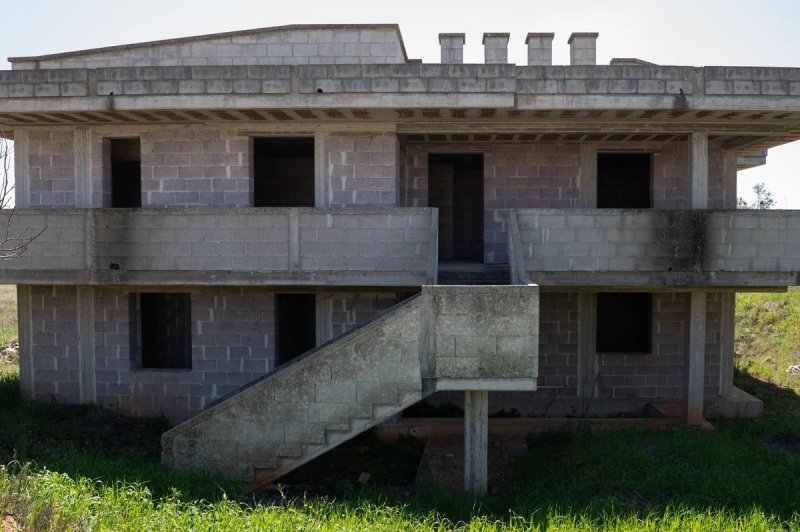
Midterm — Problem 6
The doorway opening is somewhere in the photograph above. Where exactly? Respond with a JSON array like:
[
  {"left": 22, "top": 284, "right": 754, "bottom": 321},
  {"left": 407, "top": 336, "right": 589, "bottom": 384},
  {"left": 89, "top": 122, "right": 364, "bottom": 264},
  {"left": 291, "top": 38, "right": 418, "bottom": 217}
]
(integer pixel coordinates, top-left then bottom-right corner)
[
  {"left": 428, "top": 153, "right": 484, "bottom": 262},
  {"left": 275, "top": 293, "right": 316, "bottom": 366}
]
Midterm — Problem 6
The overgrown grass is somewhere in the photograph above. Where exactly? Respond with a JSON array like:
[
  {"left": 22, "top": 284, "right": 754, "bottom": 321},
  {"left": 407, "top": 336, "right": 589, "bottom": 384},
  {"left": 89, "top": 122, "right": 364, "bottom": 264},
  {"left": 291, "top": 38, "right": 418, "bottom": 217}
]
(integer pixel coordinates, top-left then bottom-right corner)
[
  {"left": 735, "top": 286, "right": 800, "bottom": 416},
  {"left": 0, "top": 284, "right": 17, "bottom": 351},
  {"left": 0, "top": 286, "right": 799, "bottom": 529}
]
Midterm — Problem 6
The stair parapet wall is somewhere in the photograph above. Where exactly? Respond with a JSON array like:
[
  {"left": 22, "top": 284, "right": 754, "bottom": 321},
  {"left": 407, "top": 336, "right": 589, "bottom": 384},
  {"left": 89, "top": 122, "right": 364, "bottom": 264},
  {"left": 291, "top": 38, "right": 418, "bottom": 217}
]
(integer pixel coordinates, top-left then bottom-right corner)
[{"left": 162, "top": 284, "right": 540, "bottom": 481}]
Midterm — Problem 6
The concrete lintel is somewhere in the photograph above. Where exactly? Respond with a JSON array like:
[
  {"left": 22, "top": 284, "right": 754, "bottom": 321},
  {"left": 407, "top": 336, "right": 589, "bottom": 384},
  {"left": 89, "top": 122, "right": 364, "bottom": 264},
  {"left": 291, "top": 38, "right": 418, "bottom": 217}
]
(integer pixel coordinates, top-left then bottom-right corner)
[
  {"left": 464, "top": 390, "right": 489, "bottom": 495},
  {"left": 684, "top": 291, "right": 706, "bottom": 426}
]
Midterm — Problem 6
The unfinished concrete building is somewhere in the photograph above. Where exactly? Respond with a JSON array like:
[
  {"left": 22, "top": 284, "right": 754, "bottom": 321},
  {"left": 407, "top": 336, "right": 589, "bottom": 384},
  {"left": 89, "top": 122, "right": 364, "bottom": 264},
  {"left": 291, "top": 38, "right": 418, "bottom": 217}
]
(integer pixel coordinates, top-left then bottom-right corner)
[{"left": 1, "top": 24, "right": 799, "bottom": 492}]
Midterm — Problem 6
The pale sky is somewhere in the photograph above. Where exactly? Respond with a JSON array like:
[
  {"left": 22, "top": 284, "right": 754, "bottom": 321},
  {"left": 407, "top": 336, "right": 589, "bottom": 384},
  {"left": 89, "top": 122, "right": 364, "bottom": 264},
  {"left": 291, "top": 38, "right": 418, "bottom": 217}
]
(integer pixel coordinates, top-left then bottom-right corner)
[{"left": 2, "top": 0, "right": 799, "bottom": 207}]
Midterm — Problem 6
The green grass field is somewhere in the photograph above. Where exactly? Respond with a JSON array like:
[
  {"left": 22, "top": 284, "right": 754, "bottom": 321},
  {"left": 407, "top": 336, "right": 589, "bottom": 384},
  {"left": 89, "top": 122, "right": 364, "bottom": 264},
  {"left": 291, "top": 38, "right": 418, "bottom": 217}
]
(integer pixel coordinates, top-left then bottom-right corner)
[{"left": 0, "top": 286, "right": 799, "bottom": 530}]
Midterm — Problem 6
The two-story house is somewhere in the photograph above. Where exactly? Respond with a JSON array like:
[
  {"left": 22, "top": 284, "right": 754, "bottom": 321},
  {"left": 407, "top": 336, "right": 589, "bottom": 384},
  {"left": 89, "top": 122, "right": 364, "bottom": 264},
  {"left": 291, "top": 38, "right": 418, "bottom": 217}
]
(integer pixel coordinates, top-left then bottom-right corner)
[{"left": 1, "top": 24, "right": 798, "bottom": 493}]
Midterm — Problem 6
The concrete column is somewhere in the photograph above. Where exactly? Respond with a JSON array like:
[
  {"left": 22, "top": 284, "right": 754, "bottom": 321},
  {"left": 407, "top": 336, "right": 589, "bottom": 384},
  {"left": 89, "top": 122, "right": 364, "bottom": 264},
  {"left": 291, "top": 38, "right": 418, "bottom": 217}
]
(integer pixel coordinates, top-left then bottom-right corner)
[
  {"left": 13, "top": 129, "right": 29, "bottom": 208},
  {"left": 464, "top": 390, "right": 488, "bottom": 495},
  {"left": 315, "top": 295, "right": 334, "bottom": 344},
  {"left": 314, "top": 132, "right": 328, "bottom": 207},
  {"left": 722, "top": 149, "right": 738, "bottom": 209},
  {"left": 578, "top": 143, "right": 598, "bottom": 208},
  {"left": 77, "top": 285, "right": 96, "bottom": 404},
  {"left": 577, "top": 293, "right": 597, "bottom": 398},
  {"left": 568, "top": 33, "right": 598, "bottom": 66},
  {"left": 684, "top": 291, "right": 706, "bottom": 426},
  {"left": 483, "top": 33, "right": 510, "bottom": 64},
  {"left": 525, "top": 33, "right": 554, "bottom": 66},
  {"left": 688, "top": 132, "right": 709, "bottom": 209},
  {"left": 16, "top": 285, "right": 34, "bottom": 400},
  {"left": 719, "top": 292, "right": 735, "bottom": 397},
  {"left": 74, "top": 127, "right": 93, "bottom": 208},
  {"left": 439, "top": 33, "right": 465, "bottom": 64}
]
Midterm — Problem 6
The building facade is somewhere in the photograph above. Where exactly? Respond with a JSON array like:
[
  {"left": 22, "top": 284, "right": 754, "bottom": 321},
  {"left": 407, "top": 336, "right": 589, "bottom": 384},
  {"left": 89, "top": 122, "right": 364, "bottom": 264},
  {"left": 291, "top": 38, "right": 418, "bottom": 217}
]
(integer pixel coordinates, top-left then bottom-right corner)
[{"left": 1, "top": 24, "right": 799, "bottom": 486}]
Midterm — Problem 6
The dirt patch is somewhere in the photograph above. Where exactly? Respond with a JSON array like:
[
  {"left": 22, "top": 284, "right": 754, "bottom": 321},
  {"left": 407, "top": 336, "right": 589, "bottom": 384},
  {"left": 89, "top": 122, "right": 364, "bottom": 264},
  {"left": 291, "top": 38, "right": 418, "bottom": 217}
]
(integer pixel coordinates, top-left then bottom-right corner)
[
  {"left": 1, "top": 514, "right": 19, "bottom": 532},
  {"left": 415, "top": 435, "right": 528, "bottom": 494},
  {"left": 0, "top": 341, "right": 18, "bottom": 366},
  {"left": 762, "top": 433, "right": 800, "bottom": 455}
]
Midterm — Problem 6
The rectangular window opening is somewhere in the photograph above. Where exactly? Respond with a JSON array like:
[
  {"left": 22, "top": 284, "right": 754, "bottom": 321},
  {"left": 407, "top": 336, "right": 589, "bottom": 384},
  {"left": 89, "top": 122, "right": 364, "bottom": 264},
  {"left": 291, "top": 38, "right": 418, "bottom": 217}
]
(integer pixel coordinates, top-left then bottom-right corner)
[
  {"left": 131, "top": 293, "right": 192, "bottom": 369},
  {"left": 276, "top": 293, "right": 316, "bottom": 366},
  {"left": 110, "top": 138, "right": 142, "bottom": 208},
  {"left": 597, "top": 152, "right": 652, "bottom": 208},
  {"left": 596, "top": 292, "right": 652, "bottom": 353},
  {"left": 253, "top": 137, "right": 315, "bottom": 207}
]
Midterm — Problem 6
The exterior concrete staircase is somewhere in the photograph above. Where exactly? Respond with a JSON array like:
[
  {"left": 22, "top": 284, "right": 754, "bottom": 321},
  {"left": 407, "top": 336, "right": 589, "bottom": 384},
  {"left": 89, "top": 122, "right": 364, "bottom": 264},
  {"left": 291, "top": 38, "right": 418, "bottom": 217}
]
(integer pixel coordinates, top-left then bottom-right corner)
[{"left": 162, "top": 285, "right": 538, "bottom": 486}]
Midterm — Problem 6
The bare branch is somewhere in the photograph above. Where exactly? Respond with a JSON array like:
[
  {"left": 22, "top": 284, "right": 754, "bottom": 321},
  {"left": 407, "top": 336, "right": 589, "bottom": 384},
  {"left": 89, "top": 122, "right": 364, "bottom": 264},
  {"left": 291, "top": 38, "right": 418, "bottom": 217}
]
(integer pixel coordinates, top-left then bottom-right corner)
[{"left": 0, "top": 131, "right": 45, "bottom": 260}]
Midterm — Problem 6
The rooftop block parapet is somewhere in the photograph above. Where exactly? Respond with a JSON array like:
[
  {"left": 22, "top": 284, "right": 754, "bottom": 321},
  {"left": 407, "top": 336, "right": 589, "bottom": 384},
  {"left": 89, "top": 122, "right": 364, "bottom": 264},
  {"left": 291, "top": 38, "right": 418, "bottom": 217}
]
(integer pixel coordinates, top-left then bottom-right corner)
[
  {"left": 2, "top": 65, "right": 800, "bottom": 103},
  {"left": 513, "top": 208, "right": 800, "bottom": 288},
  {"left": 0, "top": 208, "right": 436, "bottom": 286}
]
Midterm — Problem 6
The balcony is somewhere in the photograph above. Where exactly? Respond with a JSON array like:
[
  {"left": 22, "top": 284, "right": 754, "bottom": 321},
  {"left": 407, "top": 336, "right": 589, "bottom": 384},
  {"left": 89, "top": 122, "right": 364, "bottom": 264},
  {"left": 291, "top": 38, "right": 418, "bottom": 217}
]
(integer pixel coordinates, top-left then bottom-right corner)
[
  {"left": 510, "top": 208, "right": 800, "bottom": 288},
  {"left": 0, "top": 207, "right": 436, "bottom": 286}
]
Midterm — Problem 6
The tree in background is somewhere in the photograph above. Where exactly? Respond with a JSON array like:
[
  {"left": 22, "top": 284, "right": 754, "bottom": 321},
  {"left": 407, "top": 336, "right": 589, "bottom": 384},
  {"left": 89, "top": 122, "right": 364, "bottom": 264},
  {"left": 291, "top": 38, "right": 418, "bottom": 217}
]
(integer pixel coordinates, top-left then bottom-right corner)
[
  {"left": 738, "top": 182, "right": 776, "bottom": 209},
  {"left": 0, "top": 133, "right": 45, "bottom": 259}
]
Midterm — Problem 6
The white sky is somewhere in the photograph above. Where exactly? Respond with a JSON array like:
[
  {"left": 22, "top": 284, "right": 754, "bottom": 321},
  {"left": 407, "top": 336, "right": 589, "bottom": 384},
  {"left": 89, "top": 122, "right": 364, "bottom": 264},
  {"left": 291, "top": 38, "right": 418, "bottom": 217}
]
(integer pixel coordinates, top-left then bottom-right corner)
[{"left": 2, "top": 0, "right": 799, "bottom": 207}]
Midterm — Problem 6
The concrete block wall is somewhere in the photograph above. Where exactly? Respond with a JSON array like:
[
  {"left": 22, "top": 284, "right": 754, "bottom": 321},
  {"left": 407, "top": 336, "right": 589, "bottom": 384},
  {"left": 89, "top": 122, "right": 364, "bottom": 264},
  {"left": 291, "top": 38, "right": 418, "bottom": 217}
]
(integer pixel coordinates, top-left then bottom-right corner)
[
  {"left": 535, "top": 292, "right": 579, "bottom": 397},
  {"left": 402, "top": 139, "right": 725, "bottom": 263},
  {"left": 94, "top": 286, "right": 275, "bottom": 421},
  {"left": 11, "top": 27, "right": 406, "bottom": 70},
  {"left": 26, "top": 284, "right": 407, "bottom": 422},
  {"left": 325, "top": 133, "right": 398, "bottom": 207},
  {"left": 27, "top": 129, "right": 76, "bottom": 207},
  {"left": 326, "top": 292, "right": 399, "bottom": 338},
  {"left": 139, "top": 127, "right": 251, "bottom": 208},
  {"left": 596, "top": 292, "right": 721, "bottom": 400},
  {"left": 28, "top": 285, "right": 80, "bottom": 403}
]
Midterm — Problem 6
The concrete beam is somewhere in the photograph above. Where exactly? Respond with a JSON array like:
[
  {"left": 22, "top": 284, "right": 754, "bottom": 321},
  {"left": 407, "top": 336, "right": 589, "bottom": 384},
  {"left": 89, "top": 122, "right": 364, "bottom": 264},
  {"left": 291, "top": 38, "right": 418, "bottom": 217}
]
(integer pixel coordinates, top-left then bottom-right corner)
[
  {"left": 684, "top": 291, "right": 706, "bottom": 426},
  {"left": 464, "top": 389, "right": 489, "bottom": 495}
]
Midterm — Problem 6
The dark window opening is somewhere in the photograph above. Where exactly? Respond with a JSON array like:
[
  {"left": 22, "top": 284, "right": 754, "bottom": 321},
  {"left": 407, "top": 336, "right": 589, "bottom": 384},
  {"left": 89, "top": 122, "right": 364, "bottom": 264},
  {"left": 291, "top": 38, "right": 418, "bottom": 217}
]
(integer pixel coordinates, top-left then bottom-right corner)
[
  {"left": 110, "top": 138, "right": 141, "bottom": 208},
  {"left": 428, "top": 153, "right": 484, "bottom": 262},
  {"left": 597, "top": 153, "right": 652, "bottom": 208},
  {"left": 596, "top": 292, "right": 652, "bottom": 353},
  {"left": 254, "top": 137, "right": 315, "bottom": 207},
  {"left": 132, "top": 293, "right": 192, "bottom": 369},
  {"left": 276, "top": 293, "right": 316, "bottom": 366}
]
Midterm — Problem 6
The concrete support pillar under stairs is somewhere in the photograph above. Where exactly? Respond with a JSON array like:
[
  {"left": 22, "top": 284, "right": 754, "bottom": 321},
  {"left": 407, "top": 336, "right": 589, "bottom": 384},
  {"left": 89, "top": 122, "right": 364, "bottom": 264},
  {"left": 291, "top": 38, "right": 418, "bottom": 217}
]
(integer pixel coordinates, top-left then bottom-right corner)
[{"left": 464, "top": 390, "right": 489, "bottom": 495}]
